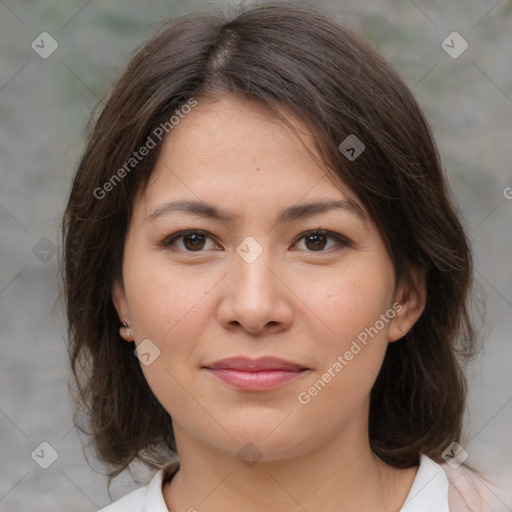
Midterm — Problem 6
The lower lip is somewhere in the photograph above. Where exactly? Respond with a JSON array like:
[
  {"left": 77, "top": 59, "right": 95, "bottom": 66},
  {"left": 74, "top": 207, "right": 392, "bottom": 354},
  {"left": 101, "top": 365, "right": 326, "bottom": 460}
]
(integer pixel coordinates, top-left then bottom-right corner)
[{"left": 205, "top": 368, "right": 306, "bottom": 391}]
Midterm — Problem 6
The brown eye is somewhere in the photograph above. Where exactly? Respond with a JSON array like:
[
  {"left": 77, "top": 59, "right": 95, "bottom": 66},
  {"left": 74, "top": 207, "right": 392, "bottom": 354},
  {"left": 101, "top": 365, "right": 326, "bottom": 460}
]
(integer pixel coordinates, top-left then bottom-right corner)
[
  {"left": 304, "top": 233, "right": 328, "bottom": 251},
  {"left": 182, "top": 233, "right": 206, "bottom": 251},
  {"left": 162, "top": 230, "right": 218, "bottom": 252},
  {"left": 294, "top": 230, "right": 350, "bottom": 252}
]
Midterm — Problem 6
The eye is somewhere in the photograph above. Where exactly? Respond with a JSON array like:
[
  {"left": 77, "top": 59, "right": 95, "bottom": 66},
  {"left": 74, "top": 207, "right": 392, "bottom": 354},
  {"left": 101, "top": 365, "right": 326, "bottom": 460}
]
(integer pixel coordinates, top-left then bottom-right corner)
[
  {"left": 161, "top": 230, "right": 220, "bottom": 252},
  {"left": 293, "top": 229, "right": 350, "bottom": 252},
  {"left": 160, "top": 228, "right": 350, "bottom": 254}
]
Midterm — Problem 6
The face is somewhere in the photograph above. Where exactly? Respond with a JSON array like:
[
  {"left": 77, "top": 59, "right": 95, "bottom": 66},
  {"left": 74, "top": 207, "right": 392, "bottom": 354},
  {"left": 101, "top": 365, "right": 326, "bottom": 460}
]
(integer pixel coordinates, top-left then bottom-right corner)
[{"left": 113, "top": 96, "right": 424, "bottom": 462}]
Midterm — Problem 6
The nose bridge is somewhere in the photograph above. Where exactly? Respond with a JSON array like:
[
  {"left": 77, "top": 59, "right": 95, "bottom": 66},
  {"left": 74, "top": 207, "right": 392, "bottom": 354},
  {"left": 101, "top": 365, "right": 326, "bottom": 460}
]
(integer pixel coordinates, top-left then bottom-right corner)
[
  {"left": 217, "top": 236, "right": 292, "bottom": 333},
  {"left": 232, "top": 238, "right": 276, "bottom": 298}
]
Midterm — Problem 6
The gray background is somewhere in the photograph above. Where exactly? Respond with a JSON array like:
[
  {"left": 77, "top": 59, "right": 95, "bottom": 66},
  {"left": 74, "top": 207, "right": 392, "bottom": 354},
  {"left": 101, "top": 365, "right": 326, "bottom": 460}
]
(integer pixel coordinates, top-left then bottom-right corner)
[{"left": 1, "top": 0, "right": 511, "bottom": 510}]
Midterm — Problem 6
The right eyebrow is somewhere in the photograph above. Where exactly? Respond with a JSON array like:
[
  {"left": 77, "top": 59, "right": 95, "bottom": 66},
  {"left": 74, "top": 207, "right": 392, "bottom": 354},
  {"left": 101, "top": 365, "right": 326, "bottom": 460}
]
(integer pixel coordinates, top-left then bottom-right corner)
[{"left": 147, "top": 197, "right": 367, "bottom": 224}]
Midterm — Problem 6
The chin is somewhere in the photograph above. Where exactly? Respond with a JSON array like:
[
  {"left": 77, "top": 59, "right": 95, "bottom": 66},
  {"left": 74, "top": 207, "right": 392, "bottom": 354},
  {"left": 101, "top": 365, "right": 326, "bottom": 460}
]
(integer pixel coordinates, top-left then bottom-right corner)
[{"left": 207, "top": 424, "right": 315, "bottom": 464}]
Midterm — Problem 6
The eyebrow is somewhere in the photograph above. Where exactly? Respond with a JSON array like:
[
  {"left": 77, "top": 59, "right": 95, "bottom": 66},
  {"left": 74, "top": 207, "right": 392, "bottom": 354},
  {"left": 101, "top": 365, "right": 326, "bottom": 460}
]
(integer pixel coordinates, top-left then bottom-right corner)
[{"left": 147, "top": 198, "right": 366, "bottom": 224}]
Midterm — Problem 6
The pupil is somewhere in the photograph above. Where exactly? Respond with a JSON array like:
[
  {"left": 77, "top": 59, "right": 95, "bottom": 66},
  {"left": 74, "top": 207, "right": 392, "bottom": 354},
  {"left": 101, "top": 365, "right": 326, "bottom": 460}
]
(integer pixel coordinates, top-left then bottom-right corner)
[
  {"left": 306, "top": 234, "right": 326, "bottom": 251},
  {"left": 185, "top": 233, "right": 205, "bottom": 250}
]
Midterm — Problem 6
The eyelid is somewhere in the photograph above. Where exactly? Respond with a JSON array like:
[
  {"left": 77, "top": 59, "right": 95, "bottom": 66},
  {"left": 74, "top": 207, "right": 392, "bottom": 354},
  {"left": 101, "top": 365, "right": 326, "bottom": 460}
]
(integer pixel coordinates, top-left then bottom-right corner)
[
  {"left": 160, "top": 228, "right": 351, "bottom": 252},
  {"left": 160, "top": 229, "right": 221, "bottom": 250},
  {"left": 291, "top": 228, "right": 351, "bottom": 249}
]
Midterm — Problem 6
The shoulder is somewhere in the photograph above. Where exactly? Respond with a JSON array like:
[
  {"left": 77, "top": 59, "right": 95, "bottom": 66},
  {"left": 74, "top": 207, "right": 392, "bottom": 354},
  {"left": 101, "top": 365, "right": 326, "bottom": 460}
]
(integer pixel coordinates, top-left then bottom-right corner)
[
  {"left": 440, "top": 461, "right": 512, "bottom": 512},
  {"left": 97, "top": 461, "right": 180, "bottom": 512},
  {"left": 97, "top": 485, "right": 148, "bottom": 512}
]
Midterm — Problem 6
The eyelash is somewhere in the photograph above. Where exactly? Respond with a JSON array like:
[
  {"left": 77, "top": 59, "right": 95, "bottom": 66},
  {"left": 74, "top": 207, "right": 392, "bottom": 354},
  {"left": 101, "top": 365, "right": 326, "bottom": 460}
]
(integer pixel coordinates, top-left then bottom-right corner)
[{"left": 159, "top": 229, "right": 351, "bottom": 254}]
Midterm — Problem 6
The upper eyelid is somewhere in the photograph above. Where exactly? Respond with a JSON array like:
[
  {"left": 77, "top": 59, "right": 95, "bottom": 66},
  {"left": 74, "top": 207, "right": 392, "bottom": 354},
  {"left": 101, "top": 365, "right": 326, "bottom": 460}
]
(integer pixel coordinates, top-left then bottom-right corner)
[
  {"left": 163, "top": 229, "right": 219, "bottom": 245},
  {"left": 162, "top": 229, "right": 350, "bottom": 249}
]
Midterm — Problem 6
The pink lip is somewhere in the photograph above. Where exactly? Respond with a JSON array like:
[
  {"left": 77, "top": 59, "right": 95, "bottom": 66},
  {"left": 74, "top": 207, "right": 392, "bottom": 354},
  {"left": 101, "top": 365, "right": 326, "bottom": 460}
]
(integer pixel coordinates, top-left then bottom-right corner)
[{"left": 203, "top": 357, "right": 309, "bottom": 391}]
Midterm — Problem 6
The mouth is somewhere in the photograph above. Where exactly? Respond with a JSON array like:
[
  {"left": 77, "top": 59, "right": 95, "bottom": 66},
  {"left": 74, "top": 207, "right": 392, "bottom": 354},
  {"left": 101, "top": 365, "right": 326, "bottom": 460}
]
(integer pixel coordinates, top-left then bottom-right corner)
[{"left": 202, "top": 356, "right": 310, "bottom": 392}]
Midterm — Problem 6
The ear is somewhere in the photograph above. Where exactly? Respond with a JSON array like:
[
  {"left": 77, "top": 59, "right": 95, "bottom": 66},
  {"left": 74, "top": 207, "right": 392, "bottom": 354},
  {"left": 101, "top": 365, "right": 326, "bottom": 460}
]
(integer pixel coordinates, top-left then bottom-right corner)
[
  {"left": 112, "top": 278, "right": 134, "bottom": 342},
  {"left": 388, "top": 266, "right": 427, "bottom": 343}
]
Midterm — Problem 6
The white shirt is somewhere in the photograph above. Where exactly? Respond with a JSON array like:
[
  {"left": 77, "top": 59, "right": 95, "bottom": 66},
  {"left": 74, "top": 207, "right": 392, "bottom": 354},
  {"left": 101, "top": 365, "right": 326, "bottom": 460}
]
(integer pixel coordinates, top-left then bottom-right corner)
[{"left": 97, "top": 454, "right": 505, "bottom": 511}]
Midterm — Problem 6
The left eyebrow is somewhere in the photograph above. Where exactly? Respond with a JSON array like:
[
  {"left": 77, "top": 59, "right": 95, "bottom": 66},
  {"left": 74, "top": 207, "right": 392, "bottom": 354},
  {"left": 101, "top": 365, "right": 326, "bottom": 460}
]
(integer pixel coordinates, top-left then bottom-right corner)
[
  {"left": 146, "top": 198, "right": 367, "bottom": 224},
  {"left": 277, "top": 198, "right": 366, "bottom": 223}
]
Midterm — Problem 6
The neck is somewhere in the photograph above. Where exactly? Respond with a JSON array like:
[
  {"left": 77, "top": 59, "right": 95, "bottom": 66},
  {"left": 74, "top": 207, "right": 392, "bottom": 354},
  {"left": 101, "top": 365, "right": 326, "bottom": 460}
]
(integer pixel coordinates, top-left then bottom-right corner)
[{"left": 163, "top": 420, "right": 417, "bottom": 512}]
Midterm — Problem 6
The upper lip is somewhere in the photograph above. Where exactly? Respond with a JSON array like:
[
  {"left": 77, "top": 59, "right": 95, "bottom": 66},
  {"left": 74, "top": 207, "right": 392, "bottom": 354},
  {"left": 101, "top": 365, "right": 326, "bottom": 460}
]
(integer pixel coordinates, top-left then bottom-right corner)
[{"left": 203, "top": 357, "right": 308, "bottom": 372}]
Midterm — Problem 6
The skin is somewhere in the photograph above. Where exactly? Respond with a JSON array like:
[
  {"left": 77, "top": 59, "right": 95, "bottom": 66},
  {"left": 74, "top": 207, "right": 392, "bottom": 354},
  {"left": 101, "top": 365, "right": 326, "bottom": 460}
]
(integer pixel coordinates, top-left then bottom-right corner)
[{"left": 112, "top": 96, "right": 426, "bottom": 512}]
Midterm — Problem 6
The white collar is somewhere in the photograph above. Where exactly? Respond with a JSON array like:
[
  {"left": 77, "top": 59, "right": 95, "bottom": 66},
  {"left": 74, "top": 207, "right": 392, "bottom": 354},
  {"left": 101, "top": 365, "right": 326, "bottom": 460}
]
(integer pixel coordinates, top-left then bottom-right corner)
[
  {"left": 141, "top": 460, "right": 178, "bottom": 512},
  {"left": 400, "top": 454, "right": 449, "bottom": 511}
]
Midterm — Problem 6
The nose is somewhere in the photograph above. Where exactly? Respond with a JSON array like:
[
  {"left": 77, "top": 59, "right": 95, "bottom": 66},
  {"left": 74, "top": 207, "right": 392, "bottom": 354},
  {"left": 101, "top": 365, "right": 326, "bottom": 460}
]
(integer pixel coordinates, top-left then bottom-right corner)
[{"left": 216, "top": 248, "right": 293, "bottom": 335}]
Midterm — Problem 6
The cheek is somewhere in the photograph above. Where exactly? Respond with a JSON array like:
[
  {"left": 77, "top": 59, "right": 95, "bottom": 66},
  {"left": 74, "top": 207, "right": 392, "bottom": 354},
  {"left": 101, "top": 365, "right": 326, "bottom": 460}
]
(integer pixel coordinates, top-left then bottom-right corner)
[
  {"left": 124, "top": 251, "right": 217, "bottom": 346},
  {"left": 122, "top": 256, "right": 215, "bottom": 420},
  {"left": 295, "top": 282, "right": 392, "bottom": 424},
  {"left": 293, "top": 258, "right": 395, "bottom": 403},
  {"left": 294, "top": 260, "right": 394, "bottom": 347}
]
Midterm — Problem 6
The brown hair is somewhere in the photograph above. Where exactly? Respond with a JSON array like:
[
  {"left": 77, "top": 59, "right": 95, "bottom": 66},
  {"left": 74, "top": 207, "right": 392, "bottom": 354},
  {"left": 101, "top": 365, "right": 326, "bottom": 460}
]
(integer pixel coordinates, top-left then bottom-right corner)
[{"left": 62, "top": 2, "right": 479, "bottom": 479}]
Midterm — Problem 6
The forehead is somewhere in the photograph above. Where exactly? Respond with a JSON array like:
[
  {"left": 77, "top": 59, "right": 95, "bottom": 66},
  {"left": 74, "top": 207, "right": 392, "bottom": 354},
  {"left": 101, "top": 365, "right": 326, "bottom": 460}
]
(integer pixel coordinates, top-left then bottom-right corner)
[{"left": 138, "top": 96, "right": 366, "bottom": 223}]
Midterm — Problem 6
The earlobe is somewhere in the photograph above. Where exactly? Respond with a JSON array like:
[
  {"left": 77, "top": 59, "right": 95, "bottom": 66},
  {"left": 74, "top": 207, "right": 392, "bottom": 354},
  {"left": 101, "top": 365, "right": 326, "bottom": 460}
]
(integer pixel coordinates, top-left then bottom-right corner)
[
  {"left": 112, "top": 279, "right": 134, "bottom": 342},
  {"left": 388, "top": 267, "right": 427, "bottom": 343},
  {"left": 120, "top": 321, "right": 133, "bottom": 342}
]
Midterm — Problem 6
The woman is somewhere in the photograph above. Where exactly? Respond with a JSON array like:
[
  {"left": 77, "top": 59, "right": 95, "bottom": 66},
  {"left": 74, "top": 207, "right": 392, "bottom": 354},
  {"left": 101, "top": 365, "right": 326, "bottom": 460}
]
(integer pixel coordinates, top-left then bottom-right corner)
[{"left": 62, "top": 3, "right": 505, "bottom": 510}]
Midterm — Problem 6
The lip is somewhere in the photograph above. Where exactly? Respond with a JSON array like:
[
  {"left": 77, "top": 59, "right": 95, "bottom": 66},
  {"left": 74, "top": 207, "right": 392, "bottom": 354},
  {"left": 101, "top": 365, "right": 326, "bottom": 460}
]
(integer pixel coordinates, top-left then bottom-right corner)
[
  {"left": 205, "top": 356, "right": 307, "bottom": 372},
  {"left": 203, "top": 357, "right": 309, "bottom": 391}
]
